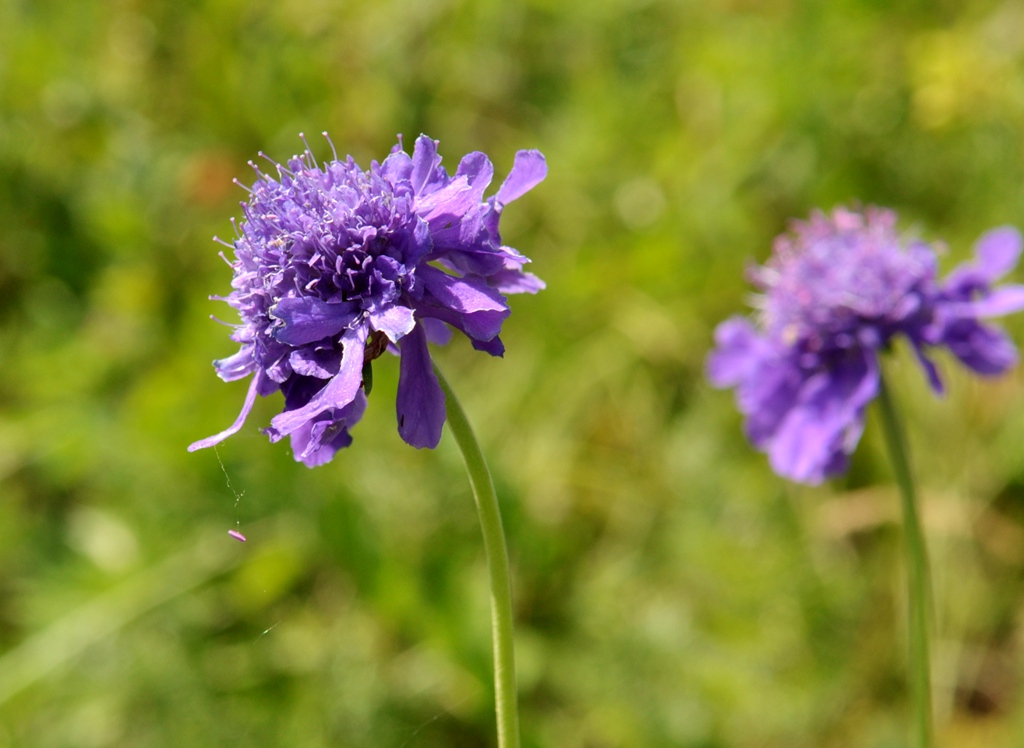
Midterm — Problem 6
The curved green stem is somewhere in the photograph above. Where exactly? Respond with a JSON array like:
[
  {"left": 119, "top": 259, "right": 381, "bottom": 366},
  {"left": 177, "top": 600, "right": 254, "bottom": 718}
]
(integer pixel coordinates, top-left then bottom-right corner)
[
  {"left": 434, "top": 364, "right": 520, "bottom": 748},
  {"left": 877, "top": 370, "right": 933, "bottom": 748}
]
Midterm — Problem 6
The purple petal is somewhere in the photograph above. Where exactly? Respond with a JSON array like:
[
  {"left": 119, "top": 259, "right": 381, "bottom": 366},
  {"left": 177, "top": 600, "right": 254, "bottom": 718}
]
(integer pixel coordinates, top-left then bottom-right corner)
[
  {"left": 271, "top": 297, "right": 359, "bottom": 346},
  {"left": 489, "top": 261, "right": 546, "bottom": 294},
  {"left": 381, "top": 149, "right": 413, "bottom": 185},
  {"left": 974, "top": 226, "right": 1022, "bottom": 281},
  {"left": 430, "top": 246, "right": 514, "bottom": 277},
  {"left": 495, "top": 150, "right": 547, "bottom": 205},
  {"left": 368, "top": 304, "right": 416, "bottom": 342},
  {"left": 416, "top": 177, "right": 481, "bottom": 226},
  {"left": 419, "top": 265, "right": 508, "bottom": 314},
  {"left": 410, "top": 135, "right": 442, "bottom": 195},
  {"left": 768, "top": 351, "right": 878, "bottom": 485},
  {"left": 290, "top": 390, "right": 368, "bottom": 466},
  {"left": 940, "top": 319, "right": 1018, "bottom": 375},
  {"left": 706, "top": 317, "right": 771, "bottom": 388},
  {"left": 420, "top": 317, "right": 453, "bottom": 346},
  {"left": 289, "top": 346, "right": 343, "bottom": 379},
  {"left": 214, "top": 345, "right": 257, "bottom": 382},
  {"left": 910, "top": 342, "right": 944, "bottom": 394},
  {"left": 471, "top": 335, "right": 505, "bottom": 357},
  {"left": 429, "top": 203, "right": 488, "bottom": 250},
  {"left": 396, "top": 324, "right": 446, "bottom": 448},
  {"left": 418, "top": 303, "right": 509, "bottom": 343},
  {"left": 189, "top": 374, "right": 263, "bottom": 451},
  {"left": 738, "top": 357, "right": 803, "bottom": 448},
  {"left": 944, "top": 286, "right": 1024, "bottom": 319},
  {"left": 455, "top": 152, "right": 494, "bottom": 200},
  {"left": 269, "top": 327, "right": 367, "bottom": 436}
]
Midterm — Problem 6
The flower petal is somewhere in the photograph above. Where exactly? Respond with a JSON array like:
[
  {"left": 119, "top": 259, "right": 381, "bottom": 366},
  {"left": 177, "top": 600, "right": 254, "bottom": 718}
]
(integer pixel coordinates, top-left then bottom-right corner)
[
  {"left": 271, "top": 297, "right": 359, "bottom": 346},
  {"left": 455, "top": 151, "right": 494, "bottom": 200},
  {"left": 944, "top": 285, "right": 1024, "bottom": 319},
  {"left": 396, "top": 324, "right": 446, "bottom": 448},
  {"left": 419, "top": 265, "right": 508, "bottom": 314},
  {"left": 290, "top": 390, "right": 368, "bottom": 466},
  {"left": 768, "top": 350, "right": 878, "bottom": 485},
  {"left": 380, "top": 148, "right": 413, "bottom": 185},
  {"left": 706, "top": 317, "right": 772, "bottom": 388},
  {"left": 368, "top": 304, "right": 416, "bottom": 342},
  {"left": 416, "top": 176, "right": 481, "bottom": 227},
  {"left": 289, "top": 346, "right": 343, "bottom": 379},
  {"left": 214, "top": 345, "right": 257, "bottom": 382},
  {"left": 188, "top": 374, "right": 263, "bottom": 451},
  {"left": 940, "top": 319, "right": 1018, "bottom": 375},
  {"left": 488, "top": 261, "right": 546, "bottom": 295},
  {"left": 495, "top": 150, "right": 547, "bottom": 205},
  {"left": 269, "top": 327, "right": 367, "bottom": 436},
  {"left": 410, "top": 135, "right": 442, "bottom": 195},
  {"left": 420, "top": 317, "right": 453, "bottom": 346},
  {"left": 974, "top": 226, "right": 1022, "bottom": 281},
  {"left": 417, "top": 302, "right": 509, "bottom": 343}
]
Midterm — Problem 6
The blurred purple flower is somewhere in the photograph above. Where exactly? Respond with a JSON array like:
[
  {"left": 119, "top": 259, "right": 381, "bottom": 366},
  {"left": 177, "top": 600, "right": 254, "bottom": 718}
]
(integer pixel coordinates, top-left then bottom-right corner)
[
  {"left": 190, "top": 134, "right": 546, "bottom": 466},
  {"left": 707, "top": 207, "right": 1024, "bottom": 484}
]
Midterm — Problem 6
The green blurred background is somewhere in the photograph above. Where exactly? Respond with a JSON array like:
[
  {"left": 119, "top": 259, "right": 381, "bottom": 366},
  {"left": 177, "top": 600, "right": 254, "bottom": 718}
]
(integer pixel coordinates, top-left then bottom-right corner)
[{"left": 3, "top": 0, "right": 1024, "bottom": 745}]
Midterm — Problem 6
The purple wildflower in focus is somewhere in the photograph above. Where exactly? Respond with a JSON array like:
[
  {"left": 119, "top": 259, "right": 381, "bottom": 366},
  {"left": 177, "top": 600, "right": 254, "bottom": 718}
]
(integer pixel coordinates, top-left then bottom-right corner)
[
  {"left": 190, "top": 133, "right": 546, "bottom": 466},
  {"left": 707, "top": 207, "right": 1024, "bottom": 484}
]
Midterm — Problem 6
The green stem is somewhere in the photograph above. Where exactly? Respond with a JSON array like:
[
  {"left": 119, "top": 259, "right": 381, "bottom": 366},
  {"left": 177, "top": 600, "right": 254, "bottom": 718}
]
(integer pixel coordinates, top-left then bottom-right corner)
[
  {"left": 876, "top": 370, "right": 933, "bottom": 748},
  {"left": 434, "top": 364, "right": 520, "bottom": 748}
]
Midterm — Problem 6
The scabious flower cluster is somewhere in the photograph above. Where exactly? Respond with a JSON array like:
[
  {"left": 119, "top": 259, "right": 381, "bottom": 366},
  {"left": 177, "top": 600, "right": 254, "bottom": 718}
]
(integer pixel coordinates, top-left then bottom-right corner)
[
  {"left": 190, "top": 134, "right": 546, "bottom": 466},
  {"left": 707, "top": 207, "right": 1024, "bottom": 484}
]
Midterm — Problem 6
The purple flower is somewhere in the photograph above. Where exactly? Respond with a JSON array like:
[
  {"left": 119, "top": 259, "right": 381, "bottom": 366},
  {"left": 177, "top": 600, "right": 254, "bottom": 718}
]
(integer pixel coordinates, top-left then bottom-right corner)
[
  {"left": 707, "top": 207, "right": 1024, "bottom": 484},
  {"left": 190, "top": 133, "right": 546, "bottom": 466}
]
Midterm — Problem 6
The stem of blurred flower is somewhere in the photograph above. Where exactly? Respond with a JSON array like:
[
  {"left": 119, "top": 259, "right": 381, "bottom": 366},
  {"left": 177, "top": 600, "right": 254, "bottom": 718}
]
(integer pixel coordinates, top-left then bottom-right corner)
[
  {"left": 877, "top": 370, "right": 933, "bottom": 748},
  {"left": 434, "top": 364, "right": 520, "bottom": 748}
]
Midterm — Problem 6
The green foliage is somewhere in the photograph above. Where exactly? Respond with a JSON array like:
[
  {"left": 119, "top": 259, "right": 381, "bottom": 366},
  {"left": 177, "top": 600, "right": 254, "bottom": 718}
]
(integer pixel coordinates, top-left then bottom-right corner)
[{"left": 2, "top": 0, "right": 1024, "bottom": 745}]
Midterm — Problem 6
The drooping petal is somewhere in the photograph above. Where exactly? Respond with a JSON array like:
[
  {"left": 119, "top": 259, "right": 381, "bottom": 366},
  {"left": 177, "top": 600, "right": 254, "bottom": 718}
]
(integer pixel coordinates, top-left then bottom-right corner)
[
  {"left": 290, "top": 390, "right": 368, "bottom": 466},
  {"left": 495, "top": 150, "right": 547, "bottom": 205},
  {"left": 940, "top": 319, "right": 1018, "bottom": 375},
  {"left": 269, "top": 327, "right": 367, "bottom": 436},
  {"left": 471, "top": 335, "right": 505, "bottom": 357},
  {"left": 271, "top": 297, "right": 359, "bottom": 346},
  {"left": 767, "top": 350, "right": 878, "bottom": 485},
  {"left": 396, "top": 324, "right": 446, "bottom": 448},
  {"left": 188, "top": 374, "right": 263, "bottom": 451},
  {"left": 738, "top": 357, "right": 803, "bottom": 448}
]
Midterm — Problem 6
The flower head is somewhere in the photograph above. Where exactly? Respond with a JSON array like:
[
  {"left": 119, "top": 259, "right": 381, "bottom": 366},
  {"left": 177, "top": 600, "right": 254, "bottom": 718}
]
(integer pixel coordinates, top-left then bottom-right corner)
[
  {"left": 190, "top": 133, "right": 546, "bottom": 466},
  {"left": 707, "top": 207, "right": 1024, "bottom": 484}
]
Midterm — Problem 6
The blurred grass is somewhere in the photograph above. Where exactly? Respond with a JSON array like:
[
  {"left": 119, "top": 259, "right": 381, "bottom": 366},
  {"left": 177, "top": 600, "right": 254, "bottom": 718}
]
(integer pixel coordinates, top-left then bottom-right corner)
[{"left": 4, "top": 0, "right": 1024, "bottom": 746}]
